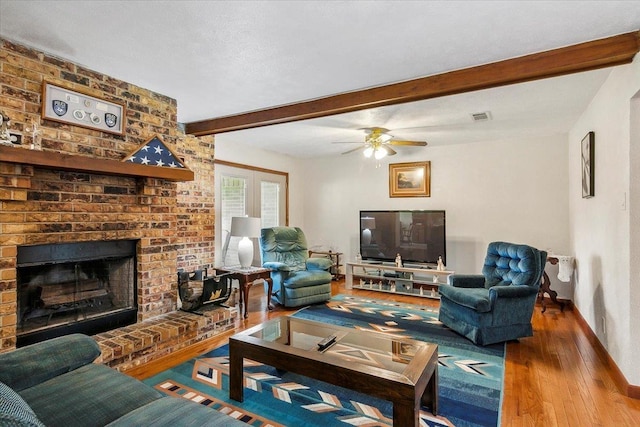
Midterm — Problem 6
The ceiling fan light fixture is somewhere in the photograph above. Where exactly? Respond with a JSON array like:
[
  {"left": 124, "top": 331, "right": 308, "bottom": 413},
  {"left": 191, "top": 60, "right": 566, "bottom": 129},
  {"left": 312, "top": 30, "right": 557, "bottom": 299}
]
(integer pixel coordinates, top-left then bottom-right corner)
[
  {"left": 374, "top": 147, "right": 387, "bottom": 159},
  {"left": 363, "top": 146, "right": 374, "bottom": 158}
]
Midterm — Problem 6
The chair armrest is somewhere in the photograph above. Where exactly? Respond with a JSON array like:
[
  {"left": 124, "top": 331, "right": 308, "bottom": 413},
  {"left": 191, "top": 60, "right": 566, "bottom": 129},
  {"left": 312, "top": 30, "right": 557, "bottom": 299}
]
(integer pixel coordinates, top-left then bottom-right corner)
[
  {"left": 0, "top": 333, "right": 101, "bottom": 392},
  {"left": 306, "top": 257, "right": 333, "bottom": 271},
  {"left": 489, "top": 285, "right": 539, "bottom": 300},
  {"left": 450, "top": 274, "right": 485, "bottom": 288},
  {"left": 263, "top": 261, "right": 291, "bottom": 272}
]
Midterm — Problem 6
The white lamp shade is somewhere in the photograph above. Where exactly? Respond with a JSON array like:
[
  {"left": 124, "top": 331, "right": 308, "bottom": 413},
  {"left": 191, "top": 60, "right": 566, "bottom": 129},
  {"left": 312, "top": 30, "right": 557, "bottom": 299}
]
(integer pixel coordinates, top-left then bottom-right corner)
[{"left": 230, "top": 217, "right": 261, "bottom": 238}]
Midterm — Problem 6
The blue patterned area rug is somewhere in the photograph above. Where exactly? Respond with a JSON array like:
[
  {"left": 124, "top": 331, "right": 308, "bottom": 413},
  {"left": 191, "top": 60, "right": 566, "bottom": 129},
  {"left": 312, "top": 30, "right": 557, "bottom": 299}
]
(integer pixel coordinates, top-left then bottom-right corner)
[{"left": 144, "top": 294, "right": 504, "bottom": 426}]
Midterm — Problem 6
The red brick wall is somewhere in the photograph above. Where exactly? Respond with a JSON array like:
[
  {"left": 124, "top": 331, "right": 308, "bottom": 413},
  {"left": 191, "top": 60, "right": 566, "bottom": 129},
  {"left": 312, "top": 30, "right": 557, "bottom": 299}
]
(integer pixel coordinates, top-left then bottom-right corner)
[{"left": 0, "top": 39, "right": 215, "bottom": 351}]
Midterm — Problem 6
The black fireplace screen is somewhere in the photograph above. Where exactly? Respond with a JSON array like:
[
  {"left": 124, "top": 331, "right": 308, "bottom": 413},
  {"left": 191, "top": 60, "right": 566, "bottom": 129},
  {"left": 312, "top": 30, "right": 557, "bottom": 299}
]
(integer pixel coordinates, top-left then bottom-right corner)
[{"left": 16, "top": 240, "right": 137, "bottom": 346}]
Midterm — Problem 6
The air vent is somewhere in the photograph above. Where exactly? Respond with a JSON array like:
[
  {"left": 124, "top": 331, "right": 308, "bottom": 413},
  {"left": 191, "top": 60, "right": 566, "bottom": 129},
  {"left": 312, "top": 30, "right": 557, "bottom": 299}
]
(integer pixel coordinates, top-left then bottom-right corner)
[{"left": 471, "top": 111, "right": 492, "bottom": 122}]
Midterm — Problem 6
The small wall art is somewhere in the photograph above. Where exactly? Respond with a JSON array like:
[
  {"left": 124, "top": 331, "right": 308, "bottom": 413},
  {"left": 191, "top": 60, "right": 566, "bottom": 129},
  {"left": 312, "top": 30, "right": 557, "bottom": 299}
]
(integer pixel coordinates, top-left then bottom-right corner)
[
  {"left": 41, "top": 81, "right": 125, "bottom": 135},
  {"left": 581, "top": 131, "right": 595, "bottom": 198},
  {"left": 389, "top": 161, "right": 431, "bottom": 198}
]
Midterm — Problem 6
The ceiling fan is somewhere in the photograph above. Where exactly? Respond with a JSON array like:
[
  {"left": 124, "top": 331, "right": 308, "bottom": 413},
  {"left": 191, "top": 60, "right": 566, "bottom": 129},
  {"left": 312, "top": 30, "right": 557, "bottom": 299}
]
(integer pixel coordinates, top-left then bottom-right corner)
[{"left": 335, "top": 127, "right": 427, "bottom": 159}]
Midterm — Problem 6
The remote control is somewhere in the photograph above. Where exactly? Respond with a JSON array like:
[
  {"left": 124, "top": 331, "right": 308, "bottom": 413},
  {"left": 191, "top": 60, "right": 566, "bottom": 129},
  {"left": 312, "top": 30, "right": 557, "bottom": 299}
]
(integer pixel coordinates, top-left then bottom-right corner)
[{"left": 317, "top": 334, "right": 337, "bottom": 351}]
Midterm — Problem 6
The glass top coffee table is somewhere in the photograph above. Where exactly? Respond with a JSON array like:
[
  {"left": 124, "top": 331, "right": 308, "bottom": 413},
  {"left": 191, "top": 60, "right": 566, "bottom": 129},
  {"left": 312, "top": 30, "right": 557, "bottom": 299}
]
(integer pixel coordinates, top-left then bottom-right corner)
[{"left": 229, "top": 315, "right": 438, "bottom": 426}]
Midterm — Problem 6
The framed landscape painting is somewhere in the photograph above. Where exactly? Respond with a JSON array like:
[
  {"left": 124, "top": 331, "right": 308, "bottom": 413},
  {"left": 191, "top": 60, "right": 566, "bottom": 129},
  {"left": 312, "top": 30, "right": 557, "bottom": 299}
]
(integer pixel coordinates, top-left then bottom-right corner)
[{"left": 389, "top": 161, "right": 431, "bottom": 198}]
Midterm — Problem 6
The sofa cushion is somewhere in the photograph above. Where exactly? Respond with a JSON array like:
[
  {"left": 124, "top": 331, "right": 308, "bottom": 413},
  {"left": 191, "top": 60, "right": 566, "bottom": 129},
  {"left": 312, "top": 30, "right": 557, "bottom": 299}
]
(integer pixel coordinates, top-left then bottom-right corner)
[
  {"left": 0, "top": 382, "right": 45, "bottom": 427},
  {"left": 0, "top": 333, "right": 101, "bottom": 392},
  {"left": 106, "top": 396, "right": 246, "bottom": 426},
  {"left": 19, "top": 363, "right": 163, "bottom": 427}
]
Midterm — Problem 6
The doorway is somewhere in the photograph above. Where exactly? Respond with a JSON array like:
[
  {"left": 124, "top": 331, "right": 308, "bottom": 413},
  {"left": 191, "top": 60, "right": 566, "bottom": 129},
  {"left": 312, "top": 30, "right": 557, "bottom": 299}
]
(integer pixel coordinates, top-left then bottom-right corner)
[{"left": 214, "top": 161, "right": 287, "bottom": 267}]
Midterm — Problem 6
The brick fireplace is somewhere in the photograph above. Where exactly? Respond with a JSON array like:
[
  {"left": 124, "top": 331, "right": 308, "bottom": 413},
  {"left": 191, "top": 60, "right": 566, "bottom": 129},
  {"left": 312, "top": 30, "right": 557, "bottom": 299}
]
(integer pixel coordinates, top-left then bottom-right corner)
[{"left": 0, "top": 39, "right": 219, "bottom": 353}]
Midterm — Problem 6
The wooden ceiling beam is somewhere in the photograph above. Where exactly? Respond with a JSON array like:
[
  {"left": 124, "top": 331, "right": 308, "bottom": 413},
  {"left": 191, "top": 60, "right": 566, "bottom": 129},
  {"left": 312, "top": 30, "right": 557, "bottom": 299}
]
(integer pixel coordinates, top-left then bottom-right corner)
[{"left": 185, "top": 31, "right": 640, "bottom": 136}]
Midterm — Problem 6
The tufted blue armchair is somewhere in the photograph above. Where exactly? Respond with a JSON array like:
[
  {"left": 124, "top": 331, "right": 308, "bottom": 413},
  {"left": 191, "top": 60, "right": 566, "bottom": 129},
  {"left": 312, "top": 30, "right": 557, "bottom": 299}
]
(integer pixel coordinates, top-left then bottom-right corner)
[
  {"left": 438, "top": 242, "right": 546, "bottom": 346},
  {"left": 260, "top": 227, "right": 333, "bottom": 307}
]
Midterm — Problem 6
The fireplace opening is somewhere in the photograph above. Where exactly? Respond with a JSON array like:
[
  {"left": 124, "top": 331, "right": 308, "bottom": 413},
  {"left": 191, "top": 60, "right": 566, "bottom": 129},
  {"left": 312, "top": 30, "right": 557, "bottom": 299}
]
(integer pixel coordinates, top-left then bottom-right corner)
[{"left": 16, "top": 240, "right": 138, "bottom": 347}]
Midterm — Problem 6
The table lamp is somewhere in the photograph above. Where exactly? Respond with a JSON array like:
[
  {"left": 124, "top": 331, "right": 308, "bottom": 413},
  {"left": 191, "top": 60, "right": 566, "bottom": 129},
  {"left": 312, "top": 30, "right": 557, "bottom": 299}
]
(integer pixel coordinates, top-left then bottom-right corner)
[
  {"left": 230, "top": 216, "right": 261, "bottom": 268},
  {"left": 361, "top": 217, "right": 375, "bottom": 245}
]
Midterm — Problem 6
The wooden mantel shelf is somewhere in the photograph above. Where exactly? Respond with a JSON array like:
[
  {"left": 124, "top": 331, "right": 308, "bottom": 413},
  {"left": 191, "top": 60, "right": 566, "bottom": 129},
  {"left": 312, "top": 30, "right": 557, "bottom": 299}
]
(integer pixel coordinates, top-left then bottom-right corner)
[{"left": 0, "top": 145, "right": 194, "bottom": 182}]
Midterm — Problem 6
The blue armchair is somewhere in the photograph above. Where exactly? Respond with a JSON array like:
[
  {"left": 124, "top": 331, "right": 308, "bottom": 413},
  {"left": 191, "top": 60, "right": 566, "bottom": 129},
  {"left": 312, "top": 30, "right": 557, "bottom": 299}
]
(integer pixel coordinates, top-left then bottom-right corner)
[
  {"left": 260, "top": 227, "right": 333, "bottom": 307},
  {"left": 438, "top": 241, "right": 546, "bottom": 346}
]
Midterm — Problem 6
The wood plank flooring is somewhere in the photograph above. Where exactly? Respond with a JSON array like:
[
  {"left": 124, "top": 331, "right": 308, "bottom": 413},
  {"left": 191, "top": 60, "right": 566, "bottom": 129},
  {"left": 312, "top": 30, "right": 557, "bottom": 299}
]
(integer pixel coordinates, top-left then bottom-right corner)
[{"left": 125, "top": 280, "right": 640, "bottom": 426}]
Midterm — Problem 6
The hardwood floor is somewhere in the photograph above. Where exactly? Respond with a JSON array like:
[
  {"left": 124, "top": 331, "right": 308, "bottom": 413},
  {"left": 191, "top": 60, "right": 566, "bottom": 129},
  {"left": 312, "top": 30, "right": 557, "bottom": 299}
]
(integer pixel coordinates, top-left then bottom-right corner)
[{"left": 125, "top": 280, "right": 640, "bottom": 426}]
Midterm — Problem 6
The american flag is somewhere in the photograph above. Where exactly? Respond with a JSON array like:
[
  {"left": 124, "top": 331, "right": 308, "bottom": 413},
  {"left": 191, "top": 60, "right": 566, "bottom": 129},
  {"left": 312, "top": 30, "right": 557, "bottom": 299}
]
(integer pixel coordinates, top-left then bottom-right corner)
[{"left": 125, "top": 136, "right": 186, "bottom": 168}]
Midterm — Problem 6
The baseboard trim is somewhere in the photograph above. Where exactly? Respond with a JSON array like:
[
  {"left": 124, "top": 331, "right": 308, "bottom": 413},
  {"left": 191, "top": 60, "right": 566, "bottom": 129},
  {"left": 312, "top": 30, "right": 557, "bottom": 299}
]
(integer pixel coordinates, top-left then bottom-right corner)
[{"left": 573, "top": 306, "right": 640, "bottom": 399}]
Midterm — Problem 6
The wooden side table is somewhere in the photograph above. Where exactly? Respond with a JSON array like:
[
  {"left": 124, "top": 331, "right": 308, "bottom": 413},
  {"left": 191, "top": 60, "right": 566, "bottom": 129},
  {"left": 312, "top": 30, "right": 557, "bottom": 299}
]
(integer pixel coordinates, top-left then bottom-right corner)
[
  {"left": 539, "top": 256, "right": 567, "bottom": 313},
  {"left": 216, "top": 266, "right": 273, "bottom": 319}
]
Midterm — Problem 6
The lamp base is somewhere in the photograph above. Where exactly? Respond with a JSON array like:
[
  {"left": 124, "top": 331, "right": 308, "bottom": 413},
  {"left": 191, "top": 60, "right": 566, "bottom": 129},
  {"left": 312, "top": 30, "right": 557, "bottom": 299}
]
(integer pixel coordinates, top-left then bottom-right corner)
[{"left": 237, "top": 237, "right": 254, "bottom": 269}]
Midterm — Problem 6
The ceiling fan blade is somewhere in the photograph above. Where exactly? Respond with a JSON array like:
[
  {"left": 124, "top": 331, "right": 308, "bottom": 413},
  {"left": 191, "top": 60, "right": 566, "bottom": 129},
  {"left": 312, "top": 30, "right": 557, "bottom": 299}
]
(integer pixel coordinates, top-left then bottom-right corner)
[
  {"left": 388, "top": 140, "right": 428, "bottom": 146},
  {"left": 384, "top": 146, "right": 397, "bottom": 156},
  {"left": 341, "top": 146, "right": 365, "bottom": 155},
  {"left": 332, "top": 141, "right": 362, "bottom": 144}
]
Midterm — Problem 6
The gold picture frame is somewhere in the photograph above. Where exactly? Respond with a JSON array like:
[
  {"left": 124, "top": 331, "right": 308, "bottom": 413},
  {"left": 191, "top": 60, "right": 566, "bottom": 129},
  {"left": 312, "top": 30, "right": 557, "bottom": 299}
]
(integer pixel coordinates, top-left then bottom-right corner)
[{"left": 389, "top": 161, "right": 431, "bottom": 198}]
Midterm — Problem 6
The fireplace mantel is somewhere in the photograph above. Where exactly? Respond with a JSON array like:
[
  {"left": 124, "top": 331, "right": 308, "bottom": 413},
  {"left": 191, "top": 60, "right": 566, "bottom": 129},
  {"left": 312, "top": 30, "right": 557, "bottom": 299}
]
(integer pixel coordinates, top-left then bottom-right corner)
[{"left": 0, "top": 145, "right": 194, "bottom": 182}]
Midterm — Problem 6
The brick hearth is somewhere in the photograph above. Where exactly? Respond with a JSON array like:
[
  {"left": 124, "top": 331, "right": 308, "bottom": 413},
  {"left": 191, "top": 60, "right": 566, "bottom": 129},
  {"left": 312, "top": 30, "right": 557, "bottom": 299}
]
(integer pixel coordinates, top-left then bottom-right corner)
[
  {"left": 0, "top": 38, "right": 223, "bottom": 359},
  {"left": 94, "top": 305, "right": 237, "bottom": 372}
]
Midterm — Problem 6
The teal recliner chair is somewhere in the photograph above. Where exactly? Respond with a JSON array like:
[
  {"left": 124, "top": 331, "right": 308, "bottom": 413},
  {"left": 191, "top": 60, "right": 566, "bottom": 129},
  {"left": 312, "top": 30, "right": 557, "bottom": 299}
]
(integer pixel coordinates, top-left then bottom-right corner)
[
  {"left": 260, "top": 227, "right": 333, "bottom": 307},
  {"left": 438, "top": 241, "right": 546, "bottom": 346}
]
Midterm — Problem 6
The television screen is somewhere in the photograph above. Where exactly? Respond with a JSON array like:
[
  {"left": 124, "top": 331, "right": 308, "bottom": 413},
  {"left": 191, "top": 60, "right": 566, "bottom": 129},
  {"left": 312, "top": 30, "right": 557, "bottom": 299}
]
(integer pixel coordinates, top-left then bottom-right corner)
[{"left": 359, "top": 210, "right": 446, "bottom": 266}]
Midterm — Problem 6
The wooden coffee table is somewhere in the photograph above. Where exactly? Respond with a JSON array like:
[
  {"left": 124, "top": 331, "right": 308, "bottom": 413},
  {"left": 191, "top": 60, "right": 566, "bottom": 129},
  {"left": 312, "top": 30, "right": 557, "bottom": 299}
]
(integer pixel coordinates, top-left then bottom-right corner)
[{"left": 229, "top": 316, "right": 438, "bottom": 426}]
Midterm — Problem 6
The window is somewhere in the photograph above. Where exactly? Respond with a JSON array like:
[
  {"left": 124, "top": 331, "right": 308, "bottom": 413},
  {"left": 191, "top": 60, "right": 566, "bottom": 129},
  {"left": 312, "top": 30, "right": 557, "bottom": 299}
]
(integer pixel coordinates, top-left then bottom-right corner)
[{"left": 215, "top": 162, "right": 287, "bottom": 267}]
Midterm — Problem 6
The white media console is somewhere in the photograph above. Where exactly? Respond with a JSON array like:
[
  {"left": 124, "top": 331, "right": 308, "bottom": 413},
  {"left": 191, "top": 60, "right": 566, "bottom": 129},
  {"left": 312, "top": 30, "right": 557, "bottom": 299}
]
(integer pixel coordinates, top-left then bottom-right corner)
[{"left": 345, "top": 261, "right": 454, "bottom": 299}]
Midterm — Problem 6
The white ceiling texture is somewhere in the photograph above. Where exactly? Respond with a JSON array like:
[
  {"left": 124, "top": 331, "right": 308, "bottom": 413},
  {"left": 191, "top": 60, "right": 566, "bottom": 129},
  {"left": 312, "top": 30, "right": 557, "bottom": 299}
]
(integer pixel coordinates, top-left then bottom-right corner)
[{"left": 1, "top": 1, "right": 640, "bottom": 158}]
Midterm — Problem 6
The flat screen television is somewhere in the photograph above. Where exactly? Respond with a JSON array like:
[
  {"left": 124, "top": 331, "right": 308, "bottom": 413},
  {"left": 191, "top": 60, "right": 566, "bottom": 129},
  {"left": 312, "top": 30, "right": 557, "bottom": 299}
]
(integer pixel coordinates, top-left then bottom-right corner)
[{"left": 359, "top": 210, "right": 446, "bottom": 266}]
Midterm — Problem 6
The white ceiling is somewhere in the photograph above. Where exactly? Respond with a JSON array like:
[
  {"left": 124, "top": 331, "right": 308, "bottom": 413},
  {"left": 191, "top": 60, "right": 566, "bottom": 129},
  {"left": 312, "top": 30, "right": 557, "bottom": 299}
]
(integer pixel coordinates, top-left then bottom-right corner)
[{"left": 1, "top": 1, "right": 640, "bottom": 158}]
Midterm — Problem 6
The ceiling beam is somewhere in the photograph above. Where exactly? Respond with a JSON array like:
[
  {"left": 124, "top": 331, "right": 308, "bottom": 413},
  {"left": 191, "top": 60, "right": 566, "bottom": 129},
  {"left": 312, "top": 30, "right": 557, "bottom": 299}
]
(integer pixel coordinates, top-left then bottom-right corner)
[{"left": 185, "top": 31, "right": 640, "bottom": 136}]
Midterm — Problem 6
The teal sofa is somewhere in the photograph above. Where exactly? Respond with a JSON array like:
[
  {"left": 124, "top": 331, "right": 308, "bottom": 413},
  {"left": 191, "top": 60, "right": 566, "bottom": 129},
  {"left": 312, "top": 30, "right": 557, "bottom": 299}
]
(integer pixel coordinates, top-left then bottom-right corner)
[
  {"left": 0, "top": 334, "right": 245, "bottom": 427},
  {"left": 260, "top": 227, "right": 333, "bottom": 307},
  {"left": 438, "top": 241, "right": 546, "bottom": 346}
]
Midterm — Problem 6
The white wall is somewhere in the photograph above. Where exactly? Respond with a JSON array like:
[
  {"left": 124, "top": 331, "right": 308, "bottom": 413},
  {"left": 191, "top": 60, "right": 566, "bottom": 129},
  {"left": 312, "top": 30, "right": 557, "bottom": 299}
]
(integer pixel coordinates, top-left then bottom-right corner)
[
  {"left": 300, "top": 134, "right": 572, "bottom": 296},
  {"left": 568, "top": 57, "right": 640, "bottom": 385}
]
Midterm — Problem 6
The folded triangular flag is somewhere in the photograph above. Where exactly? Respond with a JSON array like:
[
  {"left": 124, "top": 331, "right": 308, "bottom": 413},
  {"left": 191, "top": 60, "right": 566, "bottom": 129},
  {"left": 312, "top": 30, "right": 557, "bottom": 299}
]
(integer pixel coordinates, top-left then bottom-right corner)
[{"left": 124, "top": 135, "right": 187, "bottom": 168}]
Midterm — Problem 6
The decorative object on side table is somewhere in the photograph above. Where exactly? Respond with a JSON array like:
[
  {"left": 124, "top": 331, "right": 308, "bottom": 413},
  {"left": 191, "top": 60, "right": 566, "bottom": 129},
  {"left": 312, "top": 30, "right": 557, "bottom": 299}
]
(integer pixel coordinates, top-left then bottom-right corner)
[
  {"left": 581, "top": 131, "right": 595, "bottom": 198},
  {"left": 41, "top": 81, "right": 125, "bottom": 135},
  {"left": 230, "top": 216, "right": 262, "bottom": 268},
  {"left": 389, "top": 161, "right": 431, "bottom": 198}
]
